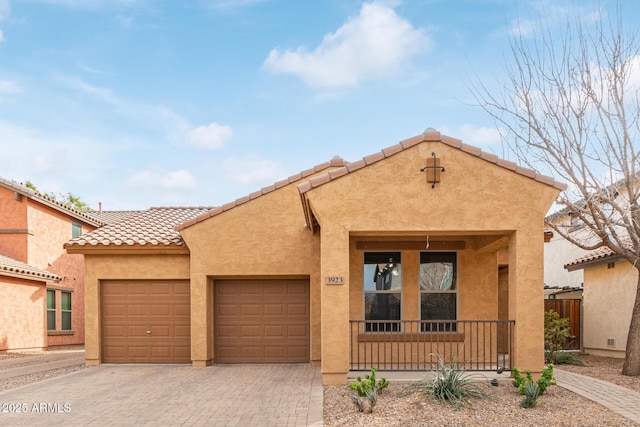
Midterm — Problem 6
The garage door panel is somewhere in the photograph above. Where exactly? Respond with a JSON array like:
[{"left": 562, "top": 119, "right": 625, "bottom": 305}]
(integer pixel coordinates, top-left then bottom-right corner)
[
  {"left": 215, "top": 279, "right": 309, "bottom": 363},
  {"left": 264, "top": 325, "right": 284, "bottom": 337},
  {"left": 264, "top": 304, "right": 284, "bottom": 315},
  {"left": 240, "top": 304, "right": 261, "bottom": 315},
  {"left": 102, "top": 280, "right": 190, "bottom": 363}
]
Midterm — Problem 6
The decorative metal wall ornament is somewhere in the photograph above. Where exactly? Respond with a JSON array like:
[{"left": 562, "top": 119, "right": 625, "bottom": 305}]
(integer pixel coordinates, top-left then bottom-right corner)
[{"left": 420, "top": 152, "right": 445, "bottom": 188}]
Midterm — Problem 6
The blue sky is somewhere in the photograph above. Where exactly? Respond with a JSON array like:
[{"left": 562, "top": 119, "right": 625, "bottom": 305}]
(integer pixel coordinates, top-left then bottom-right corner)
[{"left": 0, "top": 0, "right": 630, "bottom": 210}]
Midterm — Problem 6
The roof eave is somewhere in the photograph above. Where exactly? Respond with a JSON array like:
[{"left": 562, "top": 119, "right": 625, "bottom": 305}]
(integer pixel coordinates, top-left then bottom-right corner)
[
  {"left": 565, "top": 254, "right": 623, "bottom": 271},
  {"left": 65, "top": 243, "right": 191, "bottom": 255},
  {"left": 0, "top": 270, "right": 61, "bottom": 283}
]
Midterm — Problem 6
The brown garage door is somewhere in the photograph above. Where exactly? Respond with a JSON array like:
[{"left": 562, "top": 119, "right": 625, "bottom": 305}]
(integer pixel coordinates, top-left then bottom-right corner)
[
  {"left": 102, "top": 281, "right": 190, "bottom": 363},
  {"left": 215, "top": 279, "right": 309, "bottom": 363}
]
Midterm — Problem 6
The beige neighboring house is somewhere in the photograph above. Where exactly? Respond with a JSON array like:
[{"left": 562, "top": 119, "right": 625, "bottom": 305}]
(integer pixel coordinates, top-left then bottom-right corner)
[
  {"left": 543, "top": 210, "right": 590, "bottom": 299},
  {"left": 65, "top": 129, "right": 564, "bottom": 385},
  {"left": 554, "top": 176, "right": 638, "bottom": 358},
  {"left": 565, "top": 245, "right": 636, "bottom": 358}
]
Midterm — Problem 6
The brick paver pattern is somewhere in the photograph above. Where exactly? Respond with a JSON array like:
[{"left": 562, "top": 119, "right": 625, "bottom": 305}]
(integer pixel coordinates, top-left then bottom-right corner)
[
  {"left": 556, "top": 369, "right": 640, "bottom": 424},
  {"left": 0, "top": 364, "right": 322, "bottom": 426}
]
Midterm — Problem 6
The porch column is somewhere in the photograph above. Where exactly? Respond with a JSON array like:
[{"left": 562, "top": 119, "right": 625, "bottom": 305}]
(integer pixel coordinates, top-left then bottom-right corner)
[
  {"left": 508, "top": 227, "right": 545, "bottom": 374},
  {"left": 320, "top": 223, "right": 350, "bottom": 385}
]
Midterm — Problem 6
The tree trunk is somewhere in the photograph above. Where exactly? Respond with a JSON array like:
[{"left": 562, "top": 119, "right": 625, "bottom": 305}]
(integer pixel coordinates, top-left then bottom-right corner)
[{"left": 622, "top": 269, "right": 640, "bottom": 376}]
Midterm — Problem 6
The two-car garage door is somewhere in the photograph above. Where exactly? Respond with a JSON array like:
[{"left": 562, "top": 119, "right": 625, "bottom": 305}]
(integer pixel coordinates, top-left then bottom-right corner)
[{"left": 101, "top": 278, "right": 310, "bottom": 364}]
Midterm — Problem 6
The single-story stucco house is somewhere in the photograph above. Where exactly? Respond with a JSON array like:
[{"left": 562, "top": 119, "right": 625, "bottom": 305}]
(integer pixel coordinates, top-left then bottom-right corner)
[{"left": 65, "top": 129, "right": 565, "bottom": 385}]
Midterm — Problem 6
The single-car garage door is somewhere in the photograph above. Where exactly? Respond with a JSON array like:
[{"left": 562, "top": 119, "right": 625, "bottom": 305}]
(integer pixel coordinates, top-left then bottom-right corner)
[
  {"left": 102, "top": 280, "right": 190, "bottom": 363},
  {"left": 215, "top": 279, "right": 309, "bottom": 363}
]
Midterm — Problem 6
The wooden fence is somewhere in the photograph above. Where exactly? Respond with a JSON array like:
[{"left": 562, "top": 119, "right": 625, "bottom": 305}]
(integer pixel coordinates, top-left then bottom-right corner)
[{"left": 544, "top": 299, "right": 581, "bottom": 350}]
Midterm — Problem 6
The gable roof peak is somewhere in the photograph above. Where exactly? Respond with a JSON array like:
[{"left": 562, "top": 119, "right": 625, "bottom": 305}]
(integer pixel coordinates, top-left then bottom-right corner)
[{"left": 297, "top": 130, "right": 567, "bottom": 196}]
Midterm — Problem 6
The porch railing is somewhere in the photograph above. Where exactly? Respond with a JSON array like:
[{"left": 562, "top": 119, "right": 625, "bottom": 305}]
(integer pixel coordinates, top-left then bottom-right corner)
[{"left": 349, "top": 320, "right": 514, "bottom": 372}]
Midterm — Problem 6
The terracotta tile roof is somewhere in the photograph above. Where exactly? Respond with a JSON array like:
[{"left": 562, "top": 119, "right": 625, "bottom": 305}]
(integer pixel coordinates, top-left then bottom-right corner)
[
  {"left": 0, "top": 254, "right": 61, "bottom": 282},
  {"left": 84, "top": 210, "right": 141, "bottom": 225},
  {"left": 564, "top": 245, "right": 619, "bottom": 270},
  {"left": 0, "top": 176, "right": 105, "bottom": 227},
  {"left": 65, "top": 206, "right": 212, "bottom": 248},
  {"left": 175, "top": 156, "right": 347, "bottom": 231},
  {"left": 297, "top": 129, "right": 567, "bottom": 195}
]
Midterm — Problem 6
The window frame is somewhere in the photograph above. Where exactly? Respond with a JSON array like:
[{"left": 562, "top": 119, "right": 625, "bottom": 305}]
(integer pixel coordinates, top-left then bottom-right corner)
[
  {"left": 419, "top": 251, "right": 458, "bottom": 331},
  {"left": 362, "top": 251, "right": 402, "bottom": 332},
  {"left": 61, "top": 291, "right": 72, "bottom": 331},
  {"left": 71, "top": 221, "right": 82, "bottom": 239},
  {"left": 46, "top": 289, "right": 56, "bottom": 331}
]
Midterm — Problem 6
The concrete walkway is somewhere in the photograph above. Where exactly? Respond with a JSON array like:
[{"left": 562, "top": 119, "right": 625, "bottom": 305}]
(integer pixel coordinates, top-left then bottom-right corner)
[{"left": 555, "top": 369, "right": 640, "bottom": 424}]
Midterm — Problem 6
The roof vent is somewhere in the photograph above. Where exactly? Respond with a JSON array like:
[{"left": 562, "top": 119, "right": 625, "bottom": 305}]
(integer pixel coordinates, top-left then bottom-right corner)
[{"left": 423, "top": 127, "right": 437, "bottom": 132}]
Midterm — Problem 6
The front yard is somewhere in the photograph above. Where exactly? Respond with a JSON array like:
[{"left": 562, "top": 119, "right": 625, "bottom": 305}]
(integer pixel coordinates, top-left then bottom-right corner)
[{"left": 324, "top": 355, "right": 639, "bottom": 426}]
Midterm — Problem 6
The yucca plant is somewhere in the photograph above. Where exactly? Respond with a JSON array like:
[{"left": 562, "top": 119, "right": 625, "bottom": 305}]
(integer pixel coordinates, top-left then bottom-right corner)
[
  {"left": 410, "top": 356, "right": 488, "bottom": 407},
  {"left": 521, "top": 381, "right": 540, "bottom": 408}
]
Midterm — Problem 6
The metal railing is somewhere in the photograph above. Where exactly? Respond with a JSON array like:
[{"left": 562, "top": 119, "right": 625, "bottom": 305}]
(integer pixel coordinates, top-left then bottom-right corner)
[{"left": 349, "top": 320, "right": 514, "bottom": 372}]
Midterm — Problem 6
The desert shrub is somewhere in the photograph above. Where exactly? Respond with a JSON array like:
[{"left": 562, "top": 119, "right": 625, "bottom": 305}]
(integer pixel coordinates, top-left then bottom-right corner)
[
  {"left": 545, "top": 310, "right": 584, "bottom": 365},
  {"left": 410, "top": 357, "right": 488, "bottom": 407},
  {"left": 349, "top": 368, "right": 389, "bottom": 413},
  {"left": 520, "top": 381, "right": 540, "bottom": 408},
  {"left": 512, "top": 364, "right": 556, "bottom": 398}
]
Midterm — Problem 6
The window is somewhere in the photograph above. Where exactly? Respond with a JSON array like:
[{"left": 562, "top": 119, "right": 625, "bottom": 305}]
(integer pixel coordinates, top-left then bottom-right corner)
[
  {"left": 420, "top": 252, "right": 457, "bottom": 331},
  {"left": 47, "top": 289, "right": 56, "bottom": 330},
  {"left": 72, "top": 222, "right": 82, "bottom": 238},
  {"left": 363, "top": 252, "right": 402, "bottom": 331},
  {"left": 61, "top": 292, "right": 72, "bottom": 330}
]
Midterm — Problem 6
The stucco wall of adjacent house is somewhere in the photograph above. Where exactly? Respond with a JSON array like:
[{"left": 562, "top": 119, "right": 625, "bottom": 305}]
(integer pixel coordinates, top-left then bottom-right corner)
[
  {"left": 544, "top": 226, "right": 587, "bottom": 288},
  {"left": 583, "top": 260, "right": 637, "bottom": 358},
  {"left": 82, "top": 253, "right": 191, "bottom": 365},
  {"left": 0, "top": 185, "right": 29, "bottom": 262},
  {"left": 0, "top": 276, "right": 46, "bottom": 351},
  {"left": 180, "top": 177, "right": 325, "bottom": 368},
  {"left": 304, "top": 141, "right": 560, "bottom": 383},
  {"left": 27, "top": 203, "right": 96, "bottom": 347}
]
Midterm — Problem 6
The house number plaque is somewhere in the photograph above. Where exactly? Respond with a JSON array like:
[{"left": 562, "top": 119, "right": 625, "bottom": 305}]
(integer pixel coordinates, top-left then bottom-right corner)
[{"left": 325, "top": 276, "right": 345, "bottom": 285}]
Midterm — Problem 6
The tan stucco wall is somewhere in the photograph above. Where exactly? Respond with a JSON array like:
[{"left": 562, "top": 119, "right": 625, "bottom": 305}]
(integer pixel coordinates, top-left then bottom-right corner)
[
  {"left": 304, "top": 142, "right": 559, "bottom": 382},
  {"left": 0, "top": 186, "right": 97, "bottom": 349},
  {"left": 0, "top": 186, "right": 29, "bottom": 262},
  {"left": 0, "top": 277, "right": 46, "bottom": 351},
  {"left": 83, "top": 253, "right": 190, "bottom": 365},
  {"left": 180, "top": 178, "right": 325, "bottom": 367},
  {"left": 583, "top": 260, "right": 637, "bottom": 358},
  {"left": 27, "top": 203, "right": 96, "bottom": 347}
]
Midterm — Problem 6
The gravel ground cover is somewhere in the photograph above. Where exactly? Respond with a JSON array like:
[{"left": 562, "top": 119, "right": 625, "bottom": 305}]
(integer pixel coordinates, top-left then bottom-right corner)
[
  {"left": 324, "top": 355, "right": 640, "bottom": 426},
  {"left": 0, "top": 349, "right": 86, "bottom": 393},
  {"left": 2, "top": 351, "right": 638, "bottom": 425}
]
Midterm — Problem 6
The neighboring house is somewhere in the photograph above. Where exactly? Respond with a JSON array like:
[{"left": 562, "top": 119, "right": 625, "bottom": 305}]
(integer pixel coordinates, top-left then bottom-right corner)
[
  {"left": 65, "top": 129, "right": 564, "bottom": 385},
  {"left": 0, "top": 177, "right": 106, "bottom": 351},
  {"left": 546, "top": 176, "right": 637, "bottom": 358},
  {"left": 543, "top": 209, "right": 591, "bottom": 299},
  {"left": 565, "top": 245, "right": 636, "bottom": 358}
]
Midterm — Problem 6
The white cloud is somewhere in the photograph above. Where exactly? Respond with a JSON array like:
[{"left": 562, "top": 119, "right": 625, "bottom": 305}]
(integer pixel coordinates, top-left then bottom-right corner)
[
  {"left": 127, "top": 169, "right": 197, "bottom": 191},
  {"left": 0, "top": 80, "right": 20, "bottom": 93},
  {"left": 440, "top": 124, "right": 502, "bottom": 148},
  {"left": 0, "top": 0, "right": 10, "bottom": 21},
  {"left": 263, "top": 1, "right": 429, "bottom": 88},
  {"left": 187, "top": 122, "right": 233, "bottom": 149},
  {"left": 223, "top": 154, "right": 280, "bottom": 184}
]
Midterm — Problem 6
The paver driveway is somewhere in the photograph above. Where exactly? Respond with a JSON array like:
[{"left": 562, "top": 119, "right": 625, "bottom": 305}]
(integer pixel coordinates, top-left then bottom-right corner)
[{"left": 0, "top": 364, "right": 323, "bottom": 426}]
